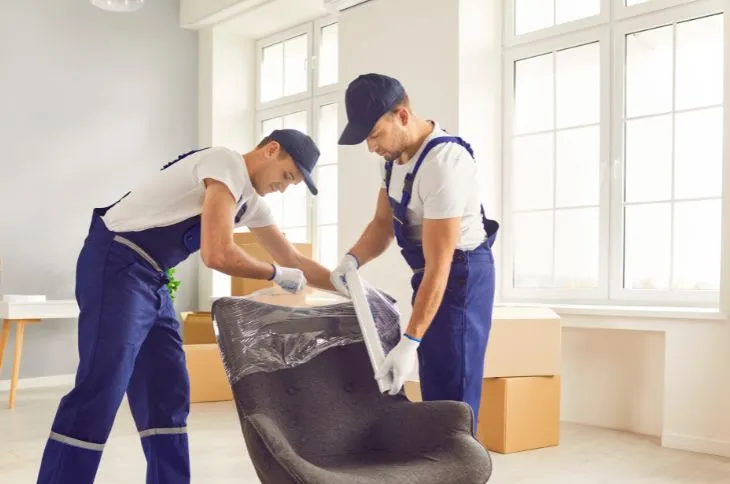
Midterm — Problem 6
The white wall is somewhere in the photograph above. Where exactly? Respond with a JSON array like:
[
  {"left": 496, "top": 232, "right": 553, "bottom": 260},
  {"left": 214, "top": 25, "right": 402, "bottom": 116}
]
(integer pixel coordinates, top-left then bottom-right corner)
[
  {"left": 196, "top": 21, "right": 257, "bottom": 310},
  {"left": 561, "top": 328, "right": 665, "bottom": 437},
  {"left": 0, "top": 0, "right": 198, "bottom": 381}
]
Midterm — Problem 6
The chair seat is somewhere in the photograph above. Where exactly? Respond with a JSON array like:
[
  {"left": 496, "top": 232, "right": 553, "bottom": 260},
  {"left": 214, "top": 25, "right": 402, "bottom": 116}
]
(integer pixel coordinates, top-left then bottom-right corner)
[{"left": 295, "top": 443, "right": 491, "bottom": 484}]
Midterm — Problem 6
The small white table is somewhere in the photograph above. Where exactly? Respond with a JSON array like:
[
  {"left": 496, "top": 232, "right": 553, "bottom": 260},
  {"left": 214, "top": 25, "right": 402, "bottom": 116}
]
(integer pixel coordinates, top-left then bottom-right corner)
[{"left": 0, "top": 299, "right": 79, "bottom": 409}]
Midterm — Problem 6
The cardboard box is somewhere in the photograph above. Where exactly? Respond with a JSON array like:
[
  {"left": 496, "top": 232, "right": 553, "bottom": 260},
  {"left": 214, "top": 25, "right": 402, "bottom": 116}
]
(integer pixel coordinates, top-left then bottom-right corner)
[
  {"left": 181, "top": 311, "right": 233, "bottom": 403},
  {"left": 244, "top": 285, "right": 347, "bottom": 308},
  {"left": 230, "top": 232, "right": 313, "bottom": 296},
  {"left": 404, "top": 376, "right": 561, "bottom": 455},
  {"left": 477, "top": 376, "right": 561, "bottom": 454},
  {"left": 485, "top": 306, "right": 561, "bottom": 377}
]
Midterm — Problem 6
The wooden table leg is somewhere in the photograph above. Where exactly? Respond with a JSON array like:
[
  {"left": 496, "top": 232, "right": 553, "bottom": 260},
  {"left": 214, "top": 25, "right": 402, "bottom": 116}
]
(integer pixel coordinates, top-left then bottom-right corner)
[
  {"left": 6, "top": 319, "right": 40, "bottom": 410},
  {"left": 0, "top": 320, "right": 10, "bottom": 380}
]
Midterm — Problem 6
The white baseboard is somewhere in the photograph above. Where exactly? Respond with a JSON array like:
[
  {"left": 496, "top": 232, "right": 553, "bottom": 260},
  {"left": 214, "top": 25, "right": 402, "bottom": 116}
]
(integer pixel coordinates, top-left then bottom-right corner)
[
  {"left": 0, "top": 374, "right": 75, "bottom": 392},
  {"left": 662, "top": 433, "right": 730, "bottom": 458}
]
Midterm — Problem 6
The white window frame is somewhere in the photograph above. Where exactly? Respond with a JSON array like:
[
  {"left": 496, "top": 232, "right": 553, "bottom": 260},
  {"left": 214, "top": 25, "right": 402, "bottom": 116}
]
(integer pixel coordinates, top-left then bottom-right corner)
[
  {"left": 502, "top": 27, "right": 612, "bottom": 304},
  {"left": 502, "top": 0, "right": 729, "bottom": 308},
  {"left": 504, "top": 0, "right": 611, "bottom": 47},
  {"left": 313, "top": 16, "right": 340, "bottom": 97},
  {"left": 609, "top": 0, "right": 725, "bottom": 307},
  {"left": 311, "top": 92, "right": 340, "bottom": 264},
  {"left": 255, "top": 22, "right": 314, "bottom": 111},
  {"left": 254, "top": 18, "right": 340, "bottom": 265}
]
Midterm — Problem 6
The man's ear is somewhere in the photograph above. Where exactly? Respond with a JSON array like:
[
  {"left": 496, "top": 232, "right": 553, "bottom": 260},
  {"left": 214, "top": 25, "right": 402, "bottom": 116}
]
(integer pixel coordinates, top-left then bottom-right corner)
[
  {"left": 263, "top": 141, "right": 281, "bottom": 159},
  {"left": 395, "top": 107, "right": 410, "bottom": 127}
]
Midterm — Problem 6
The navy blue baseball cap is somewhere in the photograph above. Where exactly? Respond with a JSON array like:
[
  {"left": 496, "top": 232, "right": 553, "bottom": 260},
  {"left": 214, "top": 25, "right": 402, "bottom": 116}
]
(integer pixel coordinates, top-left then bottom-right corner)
[
  {"left": 339, "top": 73, "right": 406, "bottom": 145},
  {"left": 268, "top": 129, "right": 320, "bottom": 195}
]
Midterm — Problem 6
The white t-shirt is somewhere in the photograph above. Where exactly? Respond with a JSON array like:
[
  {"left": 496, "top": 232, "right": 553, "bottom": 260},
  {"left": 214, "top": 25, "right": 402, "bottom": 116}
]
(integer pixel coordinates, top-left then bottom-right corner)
[
  {"left": 102, "top": 147, "right": 275, "bottom": 232},
  {"left": 380, "top": 122, "right": 487, "bottom": 251}
]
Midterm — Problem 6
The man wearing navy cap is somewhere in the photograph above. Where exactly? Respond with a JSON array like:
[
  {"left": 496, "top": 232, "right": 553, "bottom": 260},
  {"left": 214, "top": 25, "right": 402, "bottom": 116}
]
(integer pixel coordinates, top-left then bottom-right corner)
[
  {"left": 331, "top": 73, "right": 499, "bottom": 427},
  {"left": 37, "top": 129, "right": 335, "bottom": 484}
]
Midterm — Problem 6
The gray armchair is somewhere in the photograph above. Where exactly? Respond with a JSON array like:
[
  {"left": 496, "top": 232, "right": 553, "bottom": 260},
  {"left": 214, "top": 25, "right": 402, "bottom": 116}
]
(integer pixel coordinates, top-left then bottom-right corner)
[{"left": 212, "top": 288, "right": 492, "bottom": 484}]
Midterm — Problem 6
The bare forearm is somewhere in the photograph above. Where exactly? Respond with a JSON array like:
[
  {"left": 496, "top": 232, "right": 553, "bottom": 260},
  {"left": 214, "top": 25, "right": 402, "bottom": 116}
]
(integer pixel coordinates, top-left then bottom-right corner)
[
  {"left": 205, "top": 244, "right": 275, "bottom": 280},
  {"left": 348, "top": 219, "right": 394, "bottom": 267},
  {"left": 405, "top": 267, "right": 450, "bottom": 340},
  {"left": 294, "top": 254, "right": 336, "bottom": 292}
]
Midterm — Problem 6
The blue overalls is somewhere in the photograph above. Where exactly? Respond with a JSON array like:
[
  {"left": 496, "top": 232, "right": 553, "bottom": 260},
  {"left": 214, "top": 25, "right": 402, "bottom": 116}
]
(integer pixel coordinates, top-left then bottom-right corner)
[
  {"left": 384, "top": 136, "right": 499, "bottom": 427},
  {"left": 36, "top": 148, "right": 247, "bottom": 484}
]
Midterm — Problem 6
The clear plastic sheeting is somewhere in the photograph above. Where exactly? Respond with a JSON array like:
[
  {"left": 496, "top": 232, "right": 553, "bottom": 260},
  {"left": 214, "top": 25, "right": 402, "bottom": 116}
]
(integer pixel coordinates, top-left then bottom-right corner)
[{"left": 211, "top": 285, "right": 401, "bottom": 386}]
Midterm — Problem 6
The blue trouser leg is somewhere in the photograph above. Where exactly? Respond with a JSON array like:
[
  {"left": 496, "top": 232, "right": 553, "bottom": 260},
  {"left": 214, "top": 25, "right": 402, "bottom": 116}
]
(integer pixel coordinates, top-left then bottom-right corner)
[
  {"left": 36, "top": 237, "right": 163, "bottom": 484},
  {"left": 126, "top": 286, "right": 191, "bottom": 484},
  {"left": 413, "top": 247, "right": 495, "bottom": 431}
]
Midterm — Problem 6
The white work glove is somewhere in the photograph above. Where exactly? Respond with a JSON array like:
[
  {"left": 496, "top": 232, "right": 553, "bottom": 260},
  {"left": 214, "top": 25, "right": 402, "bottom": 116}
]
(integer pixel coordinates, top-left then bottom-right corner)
[
  {"left": 270, "top": 265, "right": 306, "bottom": 294},
  {"left": 375, "top": 334, "right": 421, "bottom": 396},
  {"left": 329, "top": 253, "right": 359, "bottom": 297}
]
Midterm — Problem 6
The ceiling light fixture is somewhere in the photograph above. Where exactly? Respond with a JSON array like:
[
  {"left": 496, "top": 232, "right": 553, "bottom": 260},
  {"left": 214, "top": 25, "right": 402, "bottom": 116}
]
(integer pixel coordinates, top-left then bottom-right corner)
[{"left": 91, "top": 0, "right": 145, "bottom": 13}]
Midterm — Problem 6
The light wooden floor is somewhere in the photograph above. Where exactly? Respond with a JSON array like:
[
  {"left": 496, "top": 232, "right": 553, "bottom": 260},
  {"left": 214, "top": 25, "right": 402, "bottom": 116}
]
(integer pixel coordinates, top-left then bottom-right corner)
[{"left": 2, "top": 386, "right": 730, "bottom": 483}]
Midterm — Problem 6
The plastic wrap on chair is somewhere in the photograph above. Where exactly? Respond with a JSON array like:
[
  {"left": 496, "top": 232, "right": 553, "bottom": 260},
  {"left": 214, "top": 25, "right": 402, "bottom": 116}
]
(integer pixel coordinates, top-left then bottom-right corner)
[{"left": 211, "top": 285, "right": 401, "bottom": 386}]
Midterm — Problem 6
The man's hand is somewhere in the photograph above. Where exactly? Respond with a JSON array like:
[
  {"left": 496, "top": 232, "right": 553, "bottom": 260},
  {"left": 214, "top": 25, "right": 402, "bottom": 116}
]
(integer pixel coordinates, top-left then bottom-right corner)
[
  {"left": 270, "top": 265, "right": 306, "bottom": 293},
  {"left": 250, "top": 224, "right": 335, "bottom": 292},
  {"left": 329, "top": 253, "right": 359, "bottom": 296},
  {"left": 375, "top": 335, "right": 420, "bottom": 395}
]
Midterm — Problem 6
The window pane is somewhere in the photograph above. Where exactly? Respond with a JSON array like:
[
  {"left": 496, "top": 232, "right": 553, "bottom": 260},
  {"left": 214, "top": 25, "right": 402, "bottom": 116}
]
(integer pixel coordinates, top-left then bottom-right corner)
[
  {"left": 625, "top": 115, "right": 672, "bottom": 203},
  {"left": 624, "top": 203, "right": 671, "bottom": 290},
  {"left": 284, "top": 110, "right": 308, "bottom": 134},
  {"left": 512, "top": 133, "right": 554, "bottom": 211},
  {"left": 261, "top": 42, "right": 283, "bottom": 103},
  {"left": 675, "top": 14, "right": 724, "bottom": 111},
  {"left": 283, "top": 227, "right": 308, "bottom": 243},
  {"left": 261, "top": 116, "right": 283, "bottom": 137},
  {"left": 282, "top": 182, "right": 308, "bottom": 227},
  {"left": 316, "top": 165, "right": 337, "bottom": 225},
  {"left": 555, "top": 126, "right": 600, "bottom": 208},
  {"left": 514, "top": 53, "right": 554, "bottom": 134},
  {"left": 626, "top": 26, "right": 673, "bottom": 118},
  {"left": 674, "top": 108, "right": 723, "bottom": 199},
  {"left": 318, "top": 103, "right": 339, "bottom": 165},
  {"left": 319, "top": 23, "right": 338, "bottom": 87},
  {"left": 515, "top": 0, "right": 554, "bottom": 35},
  {"left": 673, "top": 200, "right": 721, "bottom": 290},
  {"left": 284, "top": 34, "right": 308, "bottom": 97},
  {"left": 265, "top": 192, "right": 283, "bottom": 225},
  {"left": 554, "top": 207, "right": 599, "bottom": 288},
  {"left": 513, "top": 211, "right": 553, "bottom": 288},
  {"left": 555, "top": 0, "right": 601, "bottom": 25},
  {"left": 317, "top": 225, "right": 338, "bottom": 270},
  {"left": 556, "top": 42, "right": 600, "bottom": 129}
]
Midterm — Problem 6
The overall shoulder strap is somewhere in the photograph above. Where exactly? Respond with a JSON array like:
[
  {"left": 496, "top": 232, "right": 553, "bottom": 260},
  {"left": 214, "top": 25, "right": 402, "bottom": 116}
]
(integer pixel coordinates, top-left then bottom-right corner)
[
  {"left": 161, "top": 147, "right": 211, "bottom": 171},
  {"left": 384, "top": 160, "right": 394, "bottom": 192}
]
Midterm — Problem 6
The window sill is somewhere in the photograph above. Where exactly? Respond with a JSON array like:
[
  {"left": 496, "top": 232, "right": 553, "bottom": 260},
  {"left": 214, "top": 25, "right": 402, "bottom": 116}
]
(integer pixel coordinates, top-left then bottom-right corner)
[{"left": 494, "top": 302, "right": 727, "bottom": 322}]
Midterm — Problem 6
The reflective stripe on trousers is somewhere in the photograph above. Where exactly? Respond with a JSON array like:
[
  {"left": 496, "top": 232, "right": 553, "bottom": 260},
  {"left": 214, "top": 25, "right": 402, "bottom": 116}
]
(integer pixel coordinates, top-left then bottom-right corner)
[{"left": 36, "top": 213, "right": 192, "bottom": 484}]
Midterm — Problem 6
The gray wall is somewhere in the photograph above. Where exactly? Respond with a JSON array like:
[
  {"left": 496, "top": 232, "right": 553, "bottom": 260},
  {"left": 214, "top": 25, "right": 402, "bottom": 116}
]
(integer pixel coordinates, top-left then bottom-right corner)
[{"left": 0, "top": 0, "right": 199, "bottom": 380}]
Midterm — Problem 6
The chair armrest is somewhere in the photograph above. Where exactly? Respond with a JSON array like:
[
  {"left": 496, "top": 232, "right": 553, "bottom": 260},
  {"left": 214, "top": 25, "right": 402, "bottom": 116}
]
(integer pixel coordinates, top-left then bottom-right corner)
[
  {"left": 246, "top": 413, "right": 308, "bottom": 482},
  {"left": 370, "top": 400, "right": 476, "bottom": 452}
]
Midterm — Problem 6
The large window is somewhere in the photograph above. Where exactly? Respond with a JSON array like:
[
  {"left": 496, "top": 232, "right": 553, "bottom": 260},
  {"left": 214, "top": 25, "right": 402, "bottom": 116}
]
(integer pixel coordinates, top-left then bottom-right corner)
[
  {"left": 256, "top": 18, "right": 340, "bottom": 269},
  {"left": 502, "top": 0, "right": 726, "bottom": 307}
]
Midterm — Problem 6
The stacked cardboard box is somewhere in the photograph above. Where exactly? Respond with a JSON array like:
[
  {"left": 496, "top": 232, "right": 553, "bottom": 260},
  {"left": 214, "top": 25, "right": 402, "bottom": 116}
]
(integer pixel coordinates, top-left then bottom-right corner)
[
  {"left": 230, "top": 232, "right": 312, "bottom": 296},
  {"left": 405, "top": 306, "right": 561, "bottom": 454},
  {"left": 181, "top": 232, "right": 313, "bottom": 403}
]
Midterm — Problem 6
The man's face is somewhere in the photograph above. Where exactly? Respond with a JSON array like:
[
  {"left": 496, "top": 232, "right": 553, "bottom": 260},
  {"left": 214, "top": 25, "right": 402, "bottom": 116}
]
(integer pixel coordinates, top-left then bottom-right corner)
[
  {"left": 365, "top": 109, "right": 409, "bottom": 161},
  {"left": 255, "top": 143, "right": 303, "bottom": 195}
]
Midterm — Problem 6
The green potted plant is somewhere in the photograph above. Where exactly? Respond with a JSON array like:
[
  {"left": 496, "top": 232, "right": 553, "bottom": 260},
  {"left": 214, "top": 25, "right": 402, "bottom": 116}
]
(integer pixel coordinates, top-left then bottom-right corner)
[{"left": 166, "top": 267, "right": 181, "bottom": 303}]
